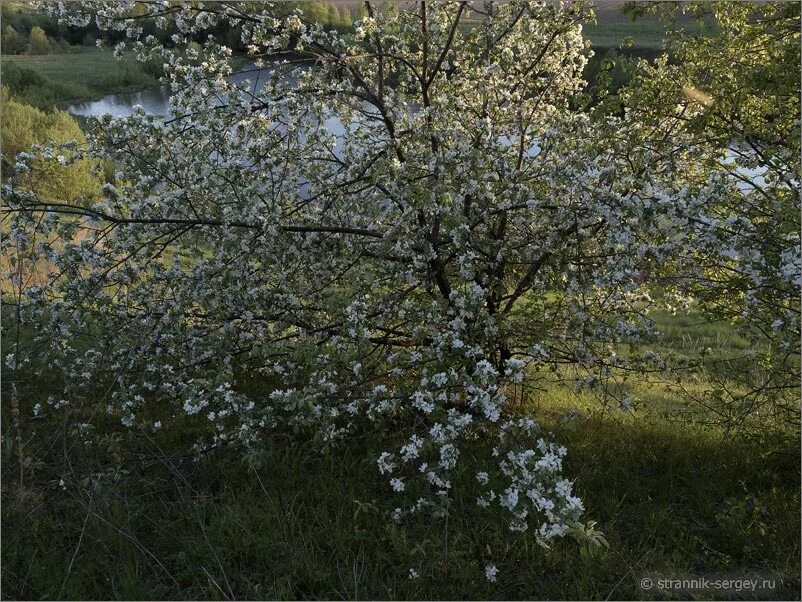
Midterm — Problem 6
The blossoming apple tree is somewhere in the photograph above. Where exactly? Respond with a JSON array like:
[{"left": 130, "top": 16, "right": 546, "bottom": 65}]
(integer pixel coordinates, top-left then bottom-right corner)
[{"left": 4, "top": 0, "right": 797, "bottom": 554}]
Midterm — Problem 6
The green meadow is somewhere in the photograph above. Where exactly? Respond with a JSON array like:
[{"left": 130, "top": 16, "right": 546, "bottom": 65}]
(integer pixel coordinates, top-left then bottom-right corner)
[
  {"left": 2, "top": 307, "right": 798, "bottom": 600},
  {"left": 1, "top": 49, "right": 160, "bottom": 108},
  {"left": 585, "top": 21, "right": 667, "bottom": 48}
]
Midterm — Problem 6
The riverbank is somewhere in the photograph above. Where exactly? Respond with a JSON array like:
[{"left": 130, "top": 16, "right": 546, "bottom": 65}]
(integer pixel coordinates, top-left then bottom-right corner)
[
  {"left": 1, "top": 48, "right": 251, "bottom": 111},
  {"left": 1, "top": 48, "right": 160, "bottom": 110}
]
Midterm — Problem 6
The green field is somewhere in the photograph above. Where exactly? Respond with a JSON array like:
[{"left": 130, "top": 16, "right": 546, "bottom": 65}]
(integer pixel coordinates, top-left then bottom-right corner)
[
  {"left": 2, "top": 50, "right": 147, "bottom": 91},
  {"left": 1, "top": 48, "right": 161, "bottom": 108},
  {"left": 584, "top": 21, "right": 668, "bottom": 48},
  {"left": 454, "top": 17, "right": 669, "bottom": 50},
  {"left": 2, "top": 308, "right": 798, "bottom": 600}
]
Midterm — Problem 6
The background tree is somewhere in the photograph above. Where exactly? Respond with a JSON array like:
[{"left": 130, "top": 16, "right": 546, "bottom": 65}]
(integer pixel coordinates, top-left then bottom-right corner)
[
  {"left": 301, "top": 1, "right": 328, "bottom": 26},
  {"left": 28, "top": 25, "right": 53, "bottom": 54},
  {"left": 1, "top": 25, "right": 28, "bottom": 55},
  {"left": 327, "top": 3, "right": 341, "bottom": 28}
]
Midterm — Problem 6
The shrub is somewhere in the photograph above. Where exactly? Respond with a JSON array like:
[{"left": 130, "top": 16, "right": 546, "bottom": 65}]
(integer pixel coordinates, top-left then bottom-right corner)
[
  {"left": 28, "top": 25, "right": 54, "bottom": 54},
  {"left": 1, "top": 87, "right": 98, "bottom": 202},
  {"left": 1, "top": 24, "right": 27, "bottom": 55}
]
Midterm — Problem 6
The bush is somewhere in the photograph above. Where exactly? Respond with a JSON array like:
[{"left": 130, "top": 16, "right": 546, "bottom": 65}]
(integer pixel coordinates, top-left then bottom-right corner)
[
  {"left": 28, "top": 25, "right": 54, "bottom": 54},
  {"left": 1, "top": 87, "right": 98, "bottom": 203},
  {"left": 0, "top": 62, "right": 91, "bottom": 109},
  {"left": 1, "top": 25, "right": 27, "bottom": 55}
]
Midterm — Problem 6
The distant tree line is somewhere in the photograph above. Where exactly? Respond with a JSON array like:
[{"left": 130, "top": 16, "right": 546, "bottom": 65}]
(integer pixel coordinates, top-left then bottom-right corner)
[{"left": 1, "top": 1, "right": 102, "bottom": 54}]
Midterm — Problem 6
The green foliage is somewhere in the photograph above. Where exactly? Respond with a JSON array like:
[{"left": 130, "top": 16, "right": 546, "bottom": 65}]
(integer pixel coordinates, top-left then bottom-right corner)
[
  {"left": 29, "top": 25, "right": 54, "bottom": 54},
  {"left": 2, "top": 2, "right": 54, "bottom": 37},
  {"left": 302, "top": 1, "right": 327, "bottom": 24},
  {"left": 297, "top": 1, "right": 352, "bottom": 29},
  {"left": 327, "top": 4, "right": 341, "bottom": 27},
  {"left": 636, "top": 1, "right": 798, "bottom": 150},
  {"left": 2, "top": 24, "right": 27, "bottom": 55},
  {"left": 582, "top": 47, "right": 661, "bottom": 106},
  {"left": 1, "top": 88, "right": 37, "bottom": 160},
  {"left": 2, "top": 1, "right": 97, "bottom": 47},
  {"left": 379, "top": 1, "right": 400, "bottom": 18},
  {"left": 1, "top": 61, "right": 92, "bottom": 109},
  {"left": 568, "top": 520, "right": 610, "bottom": 561},
  {"left": 615, "top": 1, "right": 801, "bottom": 442},
  {"left": 1, "top": 87, "right": 99, "bottom": 202}
]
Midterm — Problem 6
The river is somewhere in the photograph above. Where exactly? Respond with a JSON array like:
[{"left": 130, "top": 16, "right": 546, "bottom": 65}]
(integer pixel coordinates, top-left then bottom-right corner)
[
  {"left": 67, "top": 64, "right": 767, "bottom": 190},
  {"left": 67, "top": 63, "right": 278, "bottom": 118}
]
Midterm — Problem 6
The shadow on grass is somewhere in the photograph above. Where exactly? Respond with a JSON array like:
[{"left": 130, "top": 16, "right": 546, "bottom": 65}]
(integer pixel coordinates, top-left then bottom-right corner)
[{"left": 2, "top": 400, "right": 799, "bottom": 600}]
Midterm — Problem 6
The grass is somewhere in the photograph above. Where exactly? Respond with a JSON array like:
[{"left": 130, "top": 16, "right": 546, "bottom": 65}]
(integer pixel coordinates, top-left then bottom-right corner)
[
  {"left": 455, "top": 16, "right": 668, "bottom": 50},
  {"left": 584, "top": 21, "right": 668, "bottom": 49},
  {"left": 5, "top": 422, "right": 798, "bottom": 600},
  {"left": 1, "top": 306, "right": 799, "bottom": 600},
  {"left": 584, "top": 17, "right": 719, "bottom": 50},
  {"left": 1, "top": 48, "right": 161, "bottom": 108},
  {"left": 2, "top": 49, "right": 156, "bottom": 93}
]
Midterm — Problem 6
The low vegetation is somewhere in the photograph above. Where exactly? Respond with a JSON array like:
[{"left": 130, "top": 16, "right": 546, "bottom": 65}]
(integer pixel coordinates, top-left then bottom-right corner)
[
  {"left": 2, "top": 308, "right": 799, "bottom": 600},
  {"left": 1, "top": 50, "right": 162, "bottom": 108}
]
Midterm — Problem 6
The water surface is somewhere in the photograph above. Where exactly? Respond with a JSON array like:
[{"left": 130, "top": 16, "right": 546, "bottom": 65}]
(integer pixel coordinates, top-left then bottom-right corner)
[{"left": 67, "top": 66, "right": 767, "bottom": 190}]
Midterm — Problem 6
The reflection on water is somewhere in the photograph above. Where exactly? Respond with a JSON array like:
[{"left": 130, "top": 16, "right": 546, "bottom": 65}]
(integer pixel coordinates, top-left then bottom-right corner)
[
  {"left": 67, "top": 63, "right": 278, "bottom": 118},
  {"left": 66, "top": 67, "right": 769, "bottom": 191},
  {"left": 69, "top": 87, "right": 174, "bottom": 118}
]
